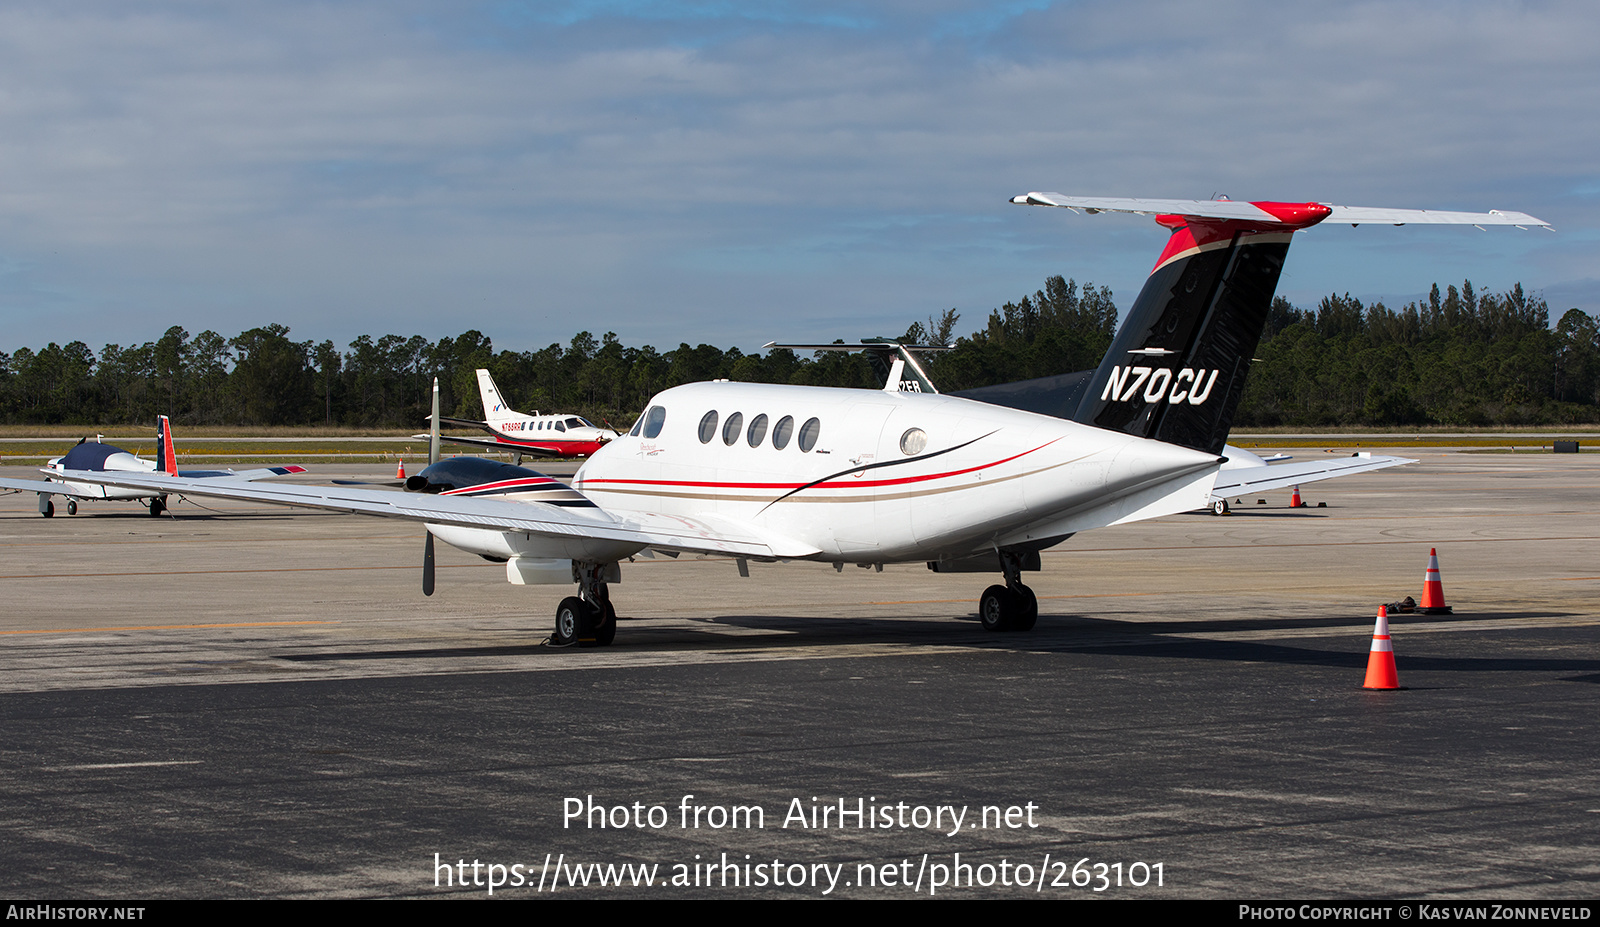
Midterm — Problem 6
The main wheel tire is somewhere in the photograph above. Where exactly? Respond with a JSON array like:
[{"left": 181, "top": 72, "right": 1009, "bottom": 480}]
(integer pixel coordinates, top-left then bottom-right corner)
[
  {"left": 149, "top": 496, "right": 166, "bottom": 517},
  {"left": 591, "top": 600, "right": 617, "bottom": 647},
  {"left": 67, "top": 499, "right": 78, "bottom": 515},
  {"left": 1012, "top": 586, "right": 1038, "bottom": 631},
  {"left": 979, "top": 584, "right": 1013, "bottom": 632},
  {"left": 553, "top": 596, "right": 585, "bottom": 646},
  {"left": 1212, "top": 499, "right": 1229, "bottom": 516},
  {"left": 41, "top": 499, "right": 54, "bottom": 518}
]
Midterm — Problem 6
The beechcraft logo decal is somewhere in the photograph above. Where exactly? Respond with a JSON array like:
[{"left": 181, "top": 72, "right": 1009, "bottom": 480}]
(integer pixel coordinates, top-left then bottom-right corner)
[{"left": 1102, "top": 365, "right": 1219, "bottom": 405}]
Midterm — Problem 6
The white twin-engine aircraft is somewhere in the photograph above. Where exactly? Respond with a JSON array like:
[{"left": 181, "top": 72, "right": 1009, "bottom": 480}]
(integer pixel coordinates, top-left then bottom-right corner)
[{"left": 53, "top": 194, "right": 1549, "bottom": 646}]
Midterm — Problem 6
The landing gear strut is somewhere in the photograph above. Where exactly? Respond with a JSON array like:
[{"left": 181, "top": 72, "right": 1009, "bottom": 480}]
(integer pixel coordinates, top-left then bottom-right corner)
[
  {"left": 979, "top": 550, "right": 1038, "bottom": 632},
  {"left": 552, "top": 560, "right": 617, "bottom": 647}
]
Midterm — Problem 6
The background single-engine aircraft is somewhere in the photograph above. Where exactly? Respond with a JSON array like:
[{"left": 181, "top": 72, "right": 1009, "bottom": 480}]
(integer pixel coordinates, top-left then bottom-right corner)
[
  {"left": 0, "top": 416, "right": 308, "bottom": 517},
  {"left": 420, "top": 368, "right": 619, "bottom": 462},
  {"left": 52, "top": 194, "right": 1548, "bottom": 646}
]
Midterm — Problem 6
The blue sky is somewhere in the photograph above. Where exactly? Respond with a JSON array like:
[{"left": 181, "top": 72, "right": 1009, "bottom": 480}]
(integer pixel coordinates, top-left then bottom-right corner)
[{"left": 0, "top": 0, "right": 1594, "bottom": 355}]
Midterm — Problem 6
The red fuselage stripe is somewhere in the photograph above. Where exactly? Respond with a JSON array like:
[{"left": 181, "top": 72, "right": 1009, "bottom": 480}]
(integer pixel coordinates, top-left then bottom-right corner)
[{"left": 581, "top": 439, "right": 1058, "bottom": 492}]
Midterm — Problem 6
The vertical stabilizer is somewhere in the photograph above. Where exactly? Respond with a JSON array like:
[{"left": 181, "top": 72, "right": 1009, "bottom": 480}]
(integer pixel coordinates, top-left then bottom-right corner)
[
  {"left": 1012, "top": 193, "right": 1544, "bottom": 455},
  {"left": 156, "top": 416, "right": 178, "bottom": 475},
  {"left": 476, "top": 369, "right": 518, "bottom": 424},
  {"left": 1072, "top": 206, "right": 1328, "bottom": 454}
]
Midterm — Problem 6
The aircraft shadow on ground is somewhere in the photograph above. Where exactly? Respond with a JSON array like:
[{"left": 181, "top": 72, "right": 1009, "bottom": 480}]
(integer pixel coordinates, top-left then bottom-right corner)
[
  {"left": 280, "top": 643, "right": 551, "bottom": 662},
  {"left": 271, "top": 608, "right": 1598, "bottom": 678},
  {"left": 1179, "top": 510, "right": 1329, "bottom": 518},
  {"left": 1032, "top": 635, "right": 1600, "bottom": 678},
  {"left": 994, "top": 609, "right": 1600, "bottom": 678}
]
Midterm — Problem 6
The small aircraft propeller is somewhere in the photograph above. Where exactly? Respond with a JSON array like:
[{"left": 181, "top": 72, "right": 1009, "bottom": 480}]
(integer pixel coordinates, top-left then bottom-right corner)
[{"left": 423, "top": 377, "right": 441, "bottom": 597}]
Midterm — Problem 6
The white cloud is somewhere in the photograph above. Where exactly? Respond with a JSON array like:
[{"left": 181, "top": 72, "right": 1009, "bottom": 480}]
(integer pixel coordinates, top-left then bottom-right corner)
[{"left": 0, "top": 0, "right": 1592, "bottom": 354}]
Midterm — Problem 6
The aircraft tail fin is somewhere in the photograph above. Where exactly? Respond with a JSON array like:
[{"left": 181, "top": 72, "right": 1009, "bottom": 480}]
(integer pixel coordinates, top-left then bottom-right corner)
[
  {"left": 476, "top": 369, "right": 520, "bottom": 425},
  {"left": 156, "top": 415, "right": 178, "bottom": 476},
  {"left": 1071, "top": 211, "right": 1310, "bottom": 455},
  {"left": 1014, "top": 194, "right": 1548, "bottom": 456}
]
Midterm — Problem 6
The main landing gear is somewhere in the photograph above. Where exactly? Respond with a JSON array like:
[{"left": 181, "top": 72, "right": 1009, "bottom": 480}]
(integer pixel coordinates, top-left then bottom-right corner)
[
  {"left": 552, "top": 560, "right": 617, "bottom": 647},
  {"left": 979, "top": 549, "right": 1038, "bottom": 632},
  {"left": 148, "top": 495, "right": 167, "bottom": 517}
]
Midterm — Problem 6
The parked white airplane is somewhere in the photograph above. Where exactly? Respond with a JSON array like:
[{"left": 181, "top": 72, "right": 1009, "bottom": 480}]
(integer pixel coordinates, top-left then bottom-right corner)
[
  {"left": 423, "top": 369, "right": 619, "bottom": 461},
  {"left": 0, "top": 416, "right": 307, "bottom": 517},
  {"left": 52, "top": 195, "right": 1547, "bottom": 646}
]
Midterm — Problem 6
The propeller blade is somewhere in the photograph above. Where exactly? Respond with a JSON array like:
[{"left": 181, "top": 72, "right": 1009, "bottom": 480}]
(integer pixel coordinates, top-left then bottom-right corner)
[
  {"left": 429, "top": 377, "right": 441, "bottom": 466},
  {"left": 423, "top": 531, "right": 436, "bottom": 597}
]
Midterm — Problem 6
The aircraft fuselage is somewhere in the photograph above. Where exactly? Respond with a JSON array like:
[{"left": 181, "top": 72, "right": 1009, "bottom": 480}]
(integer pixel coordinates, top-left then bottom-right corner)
[{"left": 564, "top": 381, "right": 1219, "bottom": 563}]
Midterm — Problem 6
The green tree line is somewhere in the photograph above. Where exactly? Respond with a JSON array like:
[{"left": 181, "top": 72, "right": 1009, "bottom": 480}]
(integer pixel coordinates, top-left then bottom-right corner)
[{"left": 2, "top": 277, "right": 1596, "bottom": 428}]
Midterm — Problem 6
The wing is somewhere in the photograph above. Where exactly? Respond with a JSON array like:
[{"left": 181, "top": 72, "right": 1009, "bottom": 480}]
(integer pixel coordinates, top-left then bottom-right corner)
[
  {"left": 0, "top": 477, "right": 112, "bottom": 499},
  {"left": 1210, "top": 454, "right": 1415, "bottom": 497},
  {"left": 1011, "top": 194, "right": 1550, "bottom": 228},
  {"left": 174, "top": 465, "right": 311, "bottom": 479},
  {"left": 2, "top": 465, "right": 309, "bottom": 498},
  {"left": 50, "top": 469, "right": 820, "bottom": 559},
  {"left": 410, "top": 432, "right": 565, "bottom": 457}
]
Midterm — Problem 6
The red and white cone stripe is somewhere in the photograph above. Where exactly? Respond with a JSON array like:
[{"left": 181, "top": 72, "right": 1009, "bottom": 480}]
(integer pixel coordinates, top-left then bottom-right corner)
[
  {"left": 1363, "top": 605, "right": 1400, "bottom": 690},
  {"left": 1420, "top": 547, "right": 1452, "bottom": 613}
]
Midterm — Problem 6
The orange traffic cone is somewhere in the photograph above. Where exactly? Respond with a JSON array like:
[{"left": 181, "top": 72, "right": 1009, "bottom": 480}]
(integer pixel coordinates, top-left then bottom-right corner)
[
  {"left": 1419, "top": 548, "right": 1453, "bottom": 614},
  {"left": 396, "top": 459, "right": 406, "bottom": 480},
  {"left": 1362, "top": 606, "right": 1401, "bottom": 690},
  {"left": 1290, "top": 485, "right": 1304, "bottom": 508}
]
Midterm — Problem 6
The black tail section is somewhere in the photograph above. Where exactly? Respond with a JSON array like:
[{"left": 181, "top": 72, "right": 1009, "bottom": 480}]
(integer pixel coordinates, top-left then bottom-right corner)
[{"left": 1073, "top": 219, "right": 1293, "bottom": 455}]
